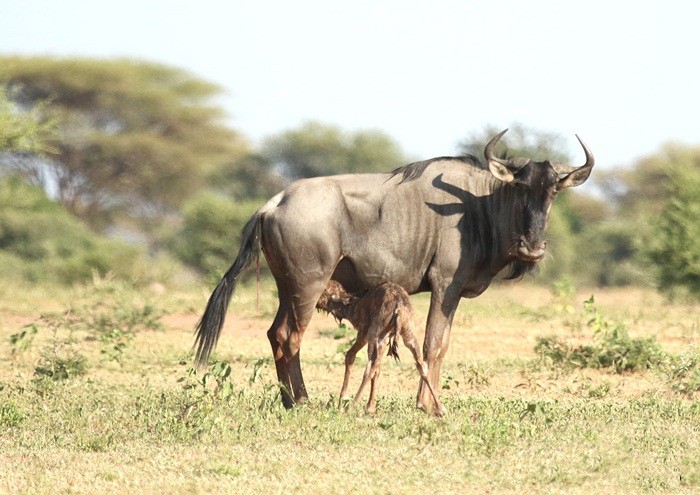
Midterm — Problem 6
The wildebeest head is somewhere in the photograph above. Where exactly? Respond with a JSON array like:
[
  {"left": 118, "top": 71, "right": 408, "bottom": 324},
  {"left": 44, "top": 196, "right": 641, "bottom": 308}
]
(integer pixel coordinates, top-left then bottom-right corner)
[{"left": 484, "top": 129, "right": 595, "bottom": 265}]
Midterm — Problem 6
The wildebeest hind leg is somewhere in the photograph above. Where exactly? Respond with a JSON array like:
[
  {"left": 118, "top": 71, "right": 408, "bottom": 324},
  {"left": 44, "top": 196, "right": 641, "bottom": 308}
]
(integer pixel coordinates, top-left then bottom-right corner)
[
  {"left": 267, "top": 281, "right": 331, "bottom": 408},
  {"left": 267, "top": 303, "right": 301, "bottom": 408}
]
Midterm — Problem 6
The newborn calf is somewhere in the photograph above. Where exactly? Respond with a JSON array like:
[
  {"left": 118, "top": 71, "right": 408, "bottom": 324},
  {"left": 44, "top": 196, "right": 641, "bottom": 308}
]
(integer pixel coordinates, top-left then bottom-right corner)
[{"left": 316, "top": 280, "right": 441, "bottom": 414}]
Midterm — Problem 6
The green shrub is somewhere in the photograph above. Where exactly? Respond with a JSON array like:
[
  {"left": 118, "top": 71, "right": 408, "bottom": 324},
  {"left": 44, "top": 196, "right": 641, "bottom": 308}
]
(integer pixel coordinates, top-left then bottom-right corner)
[
  {"left": 536, "top": 296, "right": 665, "bottom": 373},
  {"left": 33, "top": 333, "right": 88, "bottom": 382},
  {"left": 169, "top": 192, "right": 263, "bottom": 277},
  {"left": 660, "top": 352, "right": 700, "bottom": 395},
  {"left": 647, "top": 167, "right": 700, "bottom": 300},
  {"left": 0, "top": 176, "right": 143, "bottom": 284}
]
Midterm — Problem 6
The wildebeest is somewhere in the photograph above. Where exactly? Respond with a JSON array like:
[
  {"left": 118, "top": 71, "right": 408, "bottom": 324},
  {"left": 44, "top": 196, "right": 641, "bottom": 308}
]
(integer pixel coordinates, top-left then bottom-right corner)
[
  {"left": 315, "top": 280, "right": 441, "bottom": 413},
  {"left": 194, "top": 129, "right": 594, "bottom": 415}
]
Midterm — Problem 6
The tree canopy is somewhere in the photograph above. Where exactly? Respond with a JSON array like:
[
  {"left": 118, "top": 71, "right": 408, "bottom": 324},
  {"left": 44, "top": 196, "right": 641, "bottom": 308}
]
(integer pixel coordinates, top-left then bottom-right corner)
[
  {"left": 641, "top": 145, "right": 700, "bottom": 299},
  {"left": 261, "top": 120, "right": 406, "bottom": 180},
  {"left": 0, "top": 85, "right": 54, "bottom": 155},
  {"left": 0, "top": 56, "right": 246, "bottom": 226},
  {"left": 0, "top": 175, "right": 143, "bottom": 284},
  {"left": 458, "top": 123, "right": 572, "bottom": 164}
]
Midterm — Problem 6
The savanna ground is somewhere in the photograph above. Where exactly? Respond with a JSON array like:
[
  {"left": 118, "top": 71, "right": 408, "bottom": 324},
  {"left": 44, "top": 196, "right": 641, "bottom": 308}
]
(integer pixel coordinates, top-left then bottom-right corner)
[{"left": 1, "top": 277, "right": 699, "bottom": 494}]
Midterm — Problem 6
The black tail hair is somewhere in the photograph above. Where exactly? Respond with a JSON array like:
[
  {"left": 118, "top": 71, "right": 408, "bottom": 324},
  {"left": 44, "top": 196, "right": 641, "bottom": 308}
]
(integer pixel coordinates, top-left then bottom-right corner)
[
  {"left": 387, "top": 309, "right": 401, "bottom": 362},
  {"left": 387, "top": 335, "right": 400, "bottom": 362},
  {"left": 193, "top": 212, "right": 263, "bottom": 366}
]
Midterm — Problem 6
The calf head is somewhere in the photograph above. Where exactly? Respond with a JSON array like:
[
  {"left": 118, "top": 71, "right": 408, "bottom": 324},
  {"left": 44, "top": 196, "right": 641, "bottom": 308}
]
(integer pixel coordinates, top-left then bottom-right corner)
[{"left": 316, "top": 280, "right": 356, "bottom": 322}]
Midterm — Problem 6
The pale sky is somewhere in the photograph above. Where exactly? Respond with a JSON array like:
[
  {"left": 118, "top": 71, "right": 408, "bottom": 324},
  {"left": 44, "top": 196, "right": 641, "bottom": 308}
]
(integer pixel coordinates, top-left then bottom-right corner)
[{"left": 1, "top": 0, "right": 699, "bottom": 168}]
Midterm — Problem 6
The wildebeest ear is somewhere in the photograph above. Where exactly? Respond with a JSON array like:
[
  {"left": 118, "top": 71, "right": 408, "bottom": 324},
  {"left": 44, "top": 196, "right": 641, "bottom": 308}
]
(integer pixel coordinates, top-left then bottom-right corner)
[
  {"left": 484, "top": 128, "right": 515, "bottom": 183},
  {"left": 488, "top": 160, "right": 516, "bottom": 183},
  {"left": 557, "top": 162, "right": 593, "bottom": 190}
]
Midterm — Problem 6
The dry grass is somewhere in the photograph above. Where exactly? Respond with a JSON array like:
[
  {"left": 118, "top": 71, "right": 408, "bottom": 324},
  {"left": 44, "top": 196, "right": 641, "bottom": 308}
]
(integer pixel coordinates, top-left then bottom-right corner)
[{"left": 1, "top": 279, "right": 699, "bottom": 494}]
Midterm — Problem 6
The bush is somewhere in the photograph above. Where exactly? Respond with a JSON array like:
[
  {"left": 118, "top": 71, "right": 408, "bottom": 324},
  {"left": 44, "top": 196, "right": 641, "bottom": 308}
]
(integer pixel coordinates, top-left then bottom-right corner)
[
  {"left": 535, "top": 296, "right": 665, "bottom": 373},
  {"left": 647, "top": 167, "right": 700, "bottom": 300},
  {"left": 0, "top": 176, "right": 143, "bottom": 284},
  {"left": 660, "top": 352, "right": 700, "bottom": 395},
  {"left": 170, "top": 192, "right": 263, "bottom": 277}
]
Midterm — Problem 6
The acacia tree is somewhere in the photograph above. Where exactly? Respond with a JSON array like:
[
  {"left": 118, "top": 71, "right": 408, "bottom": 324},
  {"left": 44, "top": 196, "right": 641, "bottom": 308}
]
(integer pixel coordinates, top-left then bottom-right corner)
[
  {"left": 0, "top": 56, "right": 245, "bottom": 227},
  {"left": 261, "top": 120, "right": 406, "bottom": 180},
  {"left": 458, "top": 122, "right": 572, "bottom": 164},
  {"left": 170, "top": 122, "right": 407, "bottom": 274},
  {"left": 0, "top": 85, "right": 54, "bottom": 155}
]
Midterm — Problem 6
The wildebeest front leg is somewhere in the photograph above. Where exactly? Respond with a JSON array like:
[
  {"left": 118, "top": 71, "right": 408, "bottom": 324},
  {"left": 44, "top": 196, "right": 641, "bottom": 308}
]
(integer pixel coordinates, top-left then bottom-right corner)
[
  {"left": 418, "top": 287, "right": 460, "bottom": 416},
  {"left": 400, "top": 327, "right": 443, "bottom": 415}
]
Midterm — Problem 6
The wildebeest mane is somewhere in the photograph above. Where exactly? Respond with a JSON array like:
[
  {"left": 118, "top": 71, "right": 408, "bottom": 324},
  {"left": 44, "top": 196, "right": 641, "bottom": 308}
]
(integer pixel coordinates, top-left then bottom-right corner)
[{"left": 390, "top": 155, "right": 484, "bottom": 184}]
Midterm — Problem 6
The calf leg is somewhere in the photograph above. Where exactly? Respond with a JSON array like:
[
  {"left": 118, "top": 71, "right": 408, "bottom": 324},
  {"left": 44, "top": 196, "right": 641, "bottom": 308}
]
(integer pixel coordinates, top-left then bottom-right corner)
[
  {"left": 339, "top": 334, "right": 368, "bottom": 407},
  {"left": 353, "top": 342, "right": 376, "bottom": 405},
  {"left": 355, "top": 337, "right": 387, "bottom": 414},
  {"left": 366, "top": 356, "right": 382, "bottom": 415},
  {"left": 353, "top": 327, "right": 384, "bottom": 411}
]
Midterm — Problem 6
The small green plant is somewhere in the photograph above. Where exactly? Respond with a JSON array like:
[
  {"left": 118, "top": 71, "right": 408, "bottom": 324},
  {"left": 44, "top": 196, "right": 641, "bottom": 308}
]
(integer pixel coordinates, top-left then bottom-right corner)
[
  {"left": 461, "top": 362, "right": 492, "bottom": 388},
  {"left": 9, "top": 324, "right": 38, "bottom": 355},
  {"left": 536, "top": 296, "right": 665, "bottom": 373},
  {"left": 551, "top": 276, "right": 576, "bottom": 316},
  {"left": 34, "top": 336, "right": 88, "bottom": 381},
  {"left": 661, "top": 352, "right": 700, "bottom": 395},
  {"left": 248, "top": 357, "right": 271, "bottom": 385},
  {"left": 442, "top": 372, "right": 460, "bottom": 391},
  {"left": 0, "top": 401, "right": 24, "bottom": 427},
  {"left": 179, "top": 360, "right": 236, "bottom": 402}
]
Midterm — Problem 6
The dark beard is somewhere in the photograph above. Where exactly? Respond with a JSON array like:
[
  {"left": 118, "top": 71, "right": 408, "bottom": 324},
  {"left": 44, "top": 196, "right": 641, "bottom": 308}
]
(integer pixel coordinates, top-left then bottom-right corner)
[{"left": 503, "top": 259, "right": 538, "bottom": 280}]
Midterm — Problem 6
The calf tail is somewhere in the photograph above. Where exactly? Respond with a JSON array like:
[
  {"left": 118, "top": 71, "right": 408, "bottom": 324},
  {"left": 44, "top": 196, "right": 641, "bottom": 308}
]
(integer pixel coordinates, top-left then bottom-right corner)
[
  {"left": 193, "top": 212, "right": 263, "bottom": 367},
  {"left": 387, "top": 309, "right": 401, "bottom": 362}
]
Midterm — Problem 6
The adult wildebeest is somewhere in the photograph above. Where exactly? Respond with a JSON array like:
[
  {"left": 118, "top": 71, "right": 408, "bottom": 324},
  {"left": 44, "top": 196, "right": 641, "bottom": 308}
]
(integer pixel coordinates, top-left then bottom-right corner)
[{"left": 194, "top": 129, "right": 594, "bottom": 415}]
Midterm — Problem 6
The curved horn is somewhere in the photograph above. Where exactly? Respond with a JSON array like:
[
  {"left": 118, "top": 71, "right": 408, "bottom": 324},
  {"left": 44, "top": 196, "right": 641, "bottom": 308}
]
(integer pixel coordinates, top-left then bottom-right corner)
[
  {"left": 556, "top": 135, "right": 595, "bottom": 190},
  {"left": 552, "top": 134, "right": 595, "bottom": 174},
  {"left": 484, "top": 128, "right": 509, "bottom": 166}
]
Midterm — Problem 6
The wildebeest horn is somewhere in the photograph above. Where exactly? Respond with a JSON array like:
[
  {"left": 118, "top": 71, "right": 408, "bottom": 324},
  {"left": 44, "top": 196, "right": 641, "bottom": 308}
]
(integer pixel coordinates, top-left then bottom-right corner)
[
  {"left": 552, "top": 135, "right": 595, "bottom": 175},
  {"left": 484, "top": 128, "right": 509, "bottom": 166},
  {"left": 555, "top": 135, "right": 595, "bottom": 190}
]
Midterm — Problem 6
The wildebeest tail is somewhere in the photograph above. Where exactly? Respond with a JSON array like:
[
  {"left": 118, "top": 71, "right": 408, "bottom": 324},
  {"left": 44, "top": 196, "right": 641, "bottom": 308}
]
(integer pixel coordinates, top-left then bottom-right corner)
[{"left": 193, "top": 212, "right": 263, "bottom": 367}]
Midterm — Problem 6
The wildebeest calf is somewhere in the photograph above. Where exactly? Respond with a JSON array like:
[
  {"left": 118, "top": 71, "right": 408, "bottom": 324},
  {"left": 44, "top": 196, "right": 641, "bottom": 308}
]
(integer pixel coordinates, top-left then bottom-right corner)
[{"left": 316, "top": 280, "right": 441, "bottom": 414}]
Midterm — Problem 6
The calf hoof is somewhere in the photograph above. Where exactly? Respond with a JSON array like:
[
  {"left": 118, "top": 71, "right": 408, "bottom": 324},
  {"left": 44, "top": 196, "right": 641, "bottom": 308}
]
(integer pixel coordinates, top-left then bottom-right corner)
[
  {"left": 416, "top": 400, "right": 448, "bottom": 417},
  {"left": 434, "top": 403, "right": 448, "bottom": 418}
]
